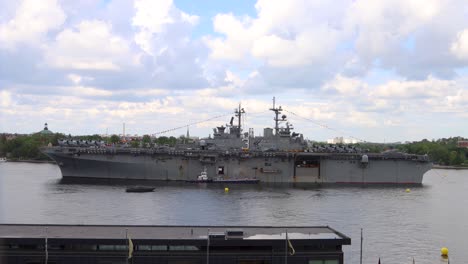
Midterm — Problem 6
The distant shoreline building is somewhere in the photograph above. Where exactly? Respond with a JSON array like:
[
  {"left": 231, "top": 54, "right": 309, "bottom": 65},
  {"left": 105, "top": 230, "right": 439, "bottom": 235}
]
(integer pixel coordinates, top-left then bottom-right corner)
[
  {"left": 458, "top": 140, "right": 468, "bottom": 148},
  {"left": 327, "top": 137, "right": 358, "bottom": 144},
  {"left": 39, "top": 123, "right": 53, "bottom": 135}
]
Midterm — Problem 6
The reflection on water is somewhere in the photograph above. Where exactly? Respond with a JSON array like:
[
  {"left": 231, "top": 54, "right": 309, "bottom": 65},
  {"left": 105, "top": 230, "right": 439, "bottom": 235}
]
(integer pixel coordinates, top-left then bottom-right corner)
[{"left": 0, "top": 162, "right": 467, "bottom": 264}]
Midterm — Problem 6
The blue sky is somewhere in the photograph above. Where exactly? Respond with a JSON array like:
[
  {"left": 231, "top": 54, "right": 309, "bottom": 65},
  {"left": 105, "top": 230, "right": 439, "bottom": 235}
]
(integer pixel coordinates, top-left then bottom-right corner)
[
  {"left": 0, "top": 0, "right": 467, "bottom": 142},
  {"left": 174, "top": 0, "right": 256, "bottom": 37}
]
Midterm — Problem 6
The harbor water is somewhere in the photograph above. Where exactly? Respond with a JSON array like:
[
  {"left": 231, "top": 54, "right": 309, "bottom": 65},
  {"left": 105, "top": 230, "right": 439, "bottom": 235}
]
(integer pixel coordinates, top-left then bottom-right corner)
[{"left": 1, "top": 162, "right": 467, "bottom": 263}]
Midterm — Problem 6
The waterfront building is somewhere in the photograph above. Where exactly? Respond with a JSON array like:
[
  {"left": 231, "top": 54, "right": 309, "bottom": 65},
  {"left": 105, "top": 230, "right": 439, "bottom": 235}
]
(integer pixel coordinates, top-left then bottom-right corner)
[{"left": 0, "top": 224, "right": 351, "bottom": 264}]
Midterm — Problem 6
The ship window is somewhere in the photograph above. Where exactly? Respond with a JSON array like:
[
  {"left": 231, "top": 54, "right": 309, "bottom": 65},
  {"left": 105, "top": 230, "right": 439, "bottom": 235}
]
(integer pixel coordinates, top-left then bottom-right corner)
[
  {"left": 169, "top": 245, "right": 200, "bottom": 251},
  {"left": 218, "top": 166, "right": 225, "bottom": 175},
  {"left": 152, "top": 245, "right": 168, "bottom": 251},
  {"left": 48, "top": 244, "right": 65, "bottom": 250},
  {"left": 98, "top": 245, "right": 128, "bottom": 251},
  {"left": 137, "top": 245, "right": 151, "bottom": 251},
  {"left": 138, "top": 245, "right": 168, "bottom": 251},
  {"left": 71, "top": 244, "right": 97, "bottom": 251}
]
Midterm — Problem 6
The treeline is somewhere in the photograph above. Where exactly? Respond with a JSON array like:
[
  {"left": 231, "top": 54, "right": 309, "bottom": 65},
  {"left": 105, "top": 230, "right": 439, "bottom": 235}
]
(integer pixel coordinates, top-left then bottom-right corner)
[
  {"left": 310, "top": 138, "right": 467, "bottom": 166},
  {"left": 397, "top": 138, "right": 467, "bottom": 166},
  {"left": 0, "top": 133, "right": 185, "bottom": 160},
  {"left": 0, "top": 133, "right": 65, "bottom": 160}
]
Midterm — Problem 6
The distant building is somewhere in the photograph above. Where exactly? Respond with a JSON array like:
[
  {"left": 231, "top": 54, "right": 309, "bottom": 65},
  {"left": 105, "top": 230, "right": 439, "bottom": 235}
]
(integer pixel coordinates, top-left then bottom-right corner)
[
  {"left": 39, "top": 123, "right": 53, "bottom": 135},
  {"left": 4, "top": 134, "right": 18, "bottom": 141},
  {"left": 327, "top": 137, "right": 358, "bottom": 144},
  {"left": 458, "top": 140, "right": 468, "bottom": 148}
]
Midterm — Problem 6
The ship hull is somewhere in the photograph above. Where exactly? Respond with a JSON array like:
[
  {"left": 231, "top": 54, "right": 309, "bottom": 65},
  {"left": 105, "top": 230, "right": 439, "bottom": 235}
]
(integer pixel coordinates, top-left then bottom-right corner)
[{"left": 43, "top": 148, "right": 432, "bottom": 185}]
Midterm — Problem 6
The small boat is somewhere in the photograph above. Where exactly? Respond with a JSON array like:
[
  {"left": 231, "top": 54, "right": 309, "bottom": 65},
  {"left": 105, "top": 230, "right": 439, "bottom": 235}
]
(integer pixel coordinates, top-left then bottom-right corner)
[
  {"left": 125, "top": 186, "right": 155, "bottom": 193},
  {"left": 186, "top": 167, "right": 213, "bottom": 183},
  {"left": 0, "top": 157, "right": 6, "bottom": 162}
]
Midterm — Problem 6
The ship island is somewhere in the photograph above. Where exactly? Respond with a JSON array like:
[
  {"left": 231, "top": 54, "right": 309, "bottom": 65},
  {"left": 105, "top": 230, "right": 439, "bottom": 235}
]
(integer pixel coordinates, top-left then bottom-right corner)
[{"left": 42, "top": 99, "right": 432, "bottom": 185}]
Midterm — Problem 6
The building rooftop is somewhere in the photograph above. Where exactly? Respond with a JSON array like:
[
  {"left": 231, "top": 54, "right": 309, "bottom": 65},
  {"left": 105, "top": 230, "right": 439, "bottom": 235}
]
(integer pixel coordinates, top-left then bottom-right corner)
[
  {"left": 0, "top": 224, "right": 350, "bottom": 244},
  {"left": 39, "top": 123, "right": 53, "bottom": 135}
]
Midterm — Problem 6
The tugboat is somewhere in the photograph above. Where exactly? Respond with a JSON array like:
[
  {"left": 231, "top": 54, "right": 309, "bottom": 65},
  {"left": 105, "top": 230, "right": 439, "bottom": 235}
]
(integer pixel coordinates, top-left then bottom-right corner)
[{"left": 186, "top": 167, "right": 213, "bottom": 183}]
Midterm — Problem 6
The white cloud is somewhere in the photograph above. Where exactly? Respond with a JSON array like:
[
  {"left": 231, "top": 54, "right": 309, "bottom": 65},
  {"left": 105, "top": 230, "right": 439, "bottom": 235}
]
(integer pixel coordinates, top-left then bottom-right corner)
[
  {"left": 205, "top": 14, "right": 253, "bottom": 61},
  {"left": 70, "top": 86, "right": 113, "bottom": 97},
  {"left": 0, "top": 90, "right": 13, "bottom": 107},
  {"left": 371, "top": 76, "right": 456, "bottom": 99},
  {"left": 346, "top": 111, "right": 378, "bottom": 127},
  {"left": 0, "top": 0, "right": 65, "bottom": 50},
  {"left": 447, "top": 89, "right": 468, "bottom": 107},
  {"left": 451, "top": 29, "right": 468, "bottom": 60},
  {"left": 347, "top": 0, "right": 441, "bottom": 59},
  {"left": 206, "top": 0, "right": 467, "bottom": 83},
  {"left": 321, "top": 74, "right": 368, "bottom": 95},
  {"left": 45, "top": 20, "right": 131, "bottom": 70},
  {"left": 384, "top": 119, "right": 401, "bottom": 126},
  {"left": 132, "top": 0, "right": 199, "bottom": 56},
  {"left": 206, "top": 0, "right": 345, "bottom": 67},
  {"left": 251, "top": 29, "right": 338, "bottom": 67}
]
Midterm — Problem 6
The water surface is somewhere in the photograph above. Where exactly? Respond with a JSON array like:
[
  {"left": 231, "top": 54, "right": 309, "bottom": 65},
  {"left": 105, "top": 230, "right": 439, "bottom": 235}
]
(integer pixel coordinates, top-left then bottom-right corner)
[{"left": 0, "top": 162, "right": 466, "bottom": 263}]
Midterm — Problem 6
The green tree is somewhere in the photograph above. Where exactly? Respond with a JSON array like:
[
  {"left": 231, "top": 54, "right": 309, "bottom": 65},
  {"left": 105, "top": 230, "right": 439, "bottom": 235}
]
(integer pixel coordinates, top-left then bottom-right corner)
[
  {"left": 156, "top": 136, "right": 169, "bottom": 145},
  {"left": 110, "top": 135, "right": 120, "bottom": 144},
  {"left": 449, "top": 151, "right": 458, "bottom": 165},
  {"left": 130, "top": 140, "right": 140, "bottom": 148},
  {"left": 142, "top": 135, "right": 152, "bottom": 148}
]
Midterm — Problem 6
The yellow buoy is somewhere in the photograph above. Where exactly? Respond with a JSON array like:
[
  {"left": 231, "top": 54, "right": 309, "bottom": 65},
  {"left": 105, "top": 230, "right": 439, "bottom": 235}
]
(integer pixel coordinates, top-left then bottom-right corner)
[
  {"left": 441, "top": 247, "right": 448, "bottom": 257},
  {"left": 224, "top": 187, "right": 229, "bottom": 192},
  {"left": 406, "top": 188, "right": 411, "bottom": 193}
]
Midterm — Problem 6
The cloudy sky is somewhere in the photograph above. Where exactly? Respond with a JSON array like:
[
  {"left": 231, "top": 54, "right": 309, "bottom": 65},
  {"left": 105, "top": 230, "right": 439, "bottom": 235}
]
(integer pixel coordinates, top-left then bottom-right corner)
[{"left": 0, "top": 0, "right": 467, "bottom": 142}]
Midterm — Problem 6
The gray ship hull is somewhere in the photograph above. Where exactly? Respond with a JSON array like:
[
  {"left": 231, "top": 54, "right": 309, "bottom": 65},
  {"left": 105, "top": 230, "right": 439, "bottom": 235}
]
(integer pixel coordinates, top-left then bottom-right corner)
[{"left": 43, "top": 148, "right": 432, "bottom": 184}]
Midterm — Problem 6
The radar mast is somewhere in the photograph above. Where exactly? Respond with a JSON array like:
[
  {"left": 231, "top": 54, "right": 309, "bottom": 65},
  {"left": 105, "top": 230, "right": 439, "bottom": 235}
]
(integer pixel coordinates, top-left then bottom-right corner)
[
  {"left": 234, "top": 103, "right": 245, "bottom": 138},
  {"left": 269, "top": 97, "right": 285, "bottom": 137}
]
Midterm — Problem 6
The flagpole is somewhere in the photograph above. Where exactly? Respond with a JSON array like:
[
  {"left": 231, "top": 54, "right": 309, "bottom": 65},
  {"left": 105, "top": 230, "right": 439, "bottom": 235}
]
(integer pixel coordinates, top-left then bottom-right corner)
[
  {"left": 360, "top": 228, "right": 363, "bottom": 264},
  {"left": 126, "top": 229, "right": 129, "bottom": 264},
  {"left": 207, "top": 228, "right": 210, "bottom": 264},
  {"left": 45, "top": 227, "right": 48, "bottom": 264},
  {"left": 285, "top": 229, "right": 288, "bottom": 264}
]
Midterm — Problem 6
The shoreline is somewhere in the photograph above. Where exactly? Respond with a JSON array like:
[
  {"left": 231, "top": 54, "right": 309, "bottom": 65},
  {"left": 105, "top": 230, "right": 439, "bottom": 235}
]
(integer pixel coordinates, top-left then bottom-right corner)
[
  {"left": 433, "top": 165, "right": 468, "bottom": 170},
  {"left": 4, "top": 159, "right": 56, "bottom": 164}
]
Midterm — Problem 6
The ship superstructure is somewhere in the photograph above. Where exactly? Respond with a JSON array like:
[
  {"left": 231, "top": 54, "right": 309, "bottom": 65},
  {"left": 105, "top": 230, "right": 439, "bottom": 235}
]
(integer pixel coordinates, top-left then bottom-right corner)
[{"left": 43, "top": 99, "right": 432, "bottom": 184}]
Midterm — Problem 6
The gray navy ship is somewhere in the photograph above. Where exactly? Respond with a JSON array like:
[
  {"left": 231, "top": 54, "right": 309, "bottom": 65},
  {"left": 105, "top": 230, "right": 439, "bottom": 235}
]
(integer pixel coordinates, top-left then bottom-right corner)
[{"left": 43, "top": 99, "right": 432, "bottom": 185}]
